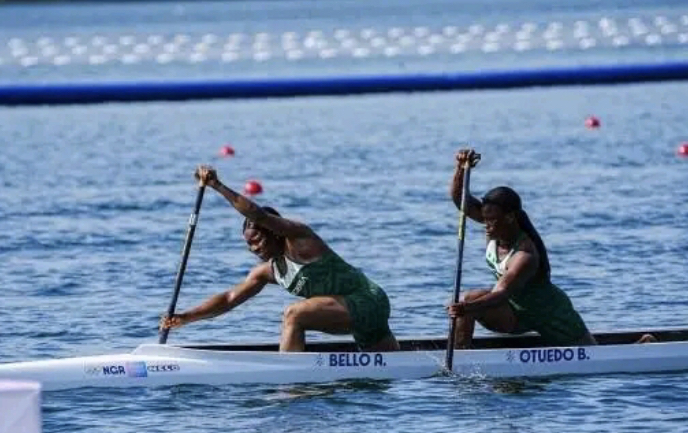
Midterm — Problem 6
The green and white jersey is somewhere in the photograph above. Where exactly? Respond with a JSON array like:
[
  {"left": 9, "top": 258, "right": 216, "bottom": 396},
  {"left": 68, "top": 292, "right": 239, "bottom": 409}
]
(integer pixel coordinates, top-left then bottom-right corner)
[
  {"left": 486, "top": 238, "right": 520, "bottom": 279},
  {"left": 271, "top": 251, "right": 373, "bottom": 298},
  {"left": 271, "top": 250, "right": 393, "bottom": 348},
  {"left": 484, "top": 233, "right": 590, "bottom": 346}
]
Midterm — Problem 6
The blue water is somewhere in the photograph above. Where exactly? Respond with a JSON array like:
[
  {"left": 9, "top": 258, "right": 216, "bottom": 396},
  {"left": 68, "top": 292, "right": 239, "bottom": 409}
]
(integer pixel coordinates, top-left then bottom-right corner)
[{"left": 2, "top": 1, "right": 688, "bottom": 432}]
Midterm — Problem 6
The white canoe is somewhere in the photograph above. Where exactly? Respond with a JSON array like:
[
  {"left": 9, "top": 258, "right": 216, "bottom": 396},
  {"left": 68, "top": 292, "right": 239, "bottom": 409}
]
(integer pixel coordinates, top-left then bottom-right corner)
[{"left": 1, "top": 329, "right": 687, "bottom": 391}]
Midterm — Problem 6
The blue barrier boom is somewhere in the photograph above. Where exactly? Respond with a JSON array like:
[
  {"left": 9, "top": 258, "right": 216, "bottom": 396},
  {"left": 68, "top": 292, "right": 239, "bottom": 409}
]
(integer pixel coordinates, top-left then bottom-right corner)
[{"left": 2, "top": 61, "right": 688, "bottom": 106}]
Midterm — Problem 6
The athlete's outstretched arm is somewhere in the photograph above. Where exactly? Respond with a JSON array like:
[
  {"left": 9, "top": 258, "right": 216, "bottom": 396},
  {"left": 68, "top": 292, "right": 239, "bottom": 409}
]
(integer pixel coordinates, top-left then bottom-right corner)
[
  {"left": 196, "top": 165, "right": 313, "bottom": 238},
  {"left": 160, "top": 262, "right": 274, "bottom": 330}
]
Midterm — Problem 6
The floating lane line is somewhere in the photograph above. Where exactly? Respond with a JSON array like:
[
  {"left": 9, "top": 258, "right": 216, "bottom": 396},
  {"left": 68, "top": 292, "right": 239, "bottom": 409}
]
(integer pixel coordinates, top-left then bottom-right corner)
[{"left": 1, "top": 61, "right": 688, "bottom": 106}]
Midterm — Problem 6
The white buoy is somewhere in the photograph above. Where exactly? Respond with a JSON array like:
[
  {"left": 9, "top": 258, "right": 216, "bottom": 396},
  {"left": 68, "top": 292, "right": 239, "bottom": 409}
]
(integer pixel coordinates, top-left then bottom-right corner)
[{"left": 0, "top": 380, "right": 42, "bottom": 433}]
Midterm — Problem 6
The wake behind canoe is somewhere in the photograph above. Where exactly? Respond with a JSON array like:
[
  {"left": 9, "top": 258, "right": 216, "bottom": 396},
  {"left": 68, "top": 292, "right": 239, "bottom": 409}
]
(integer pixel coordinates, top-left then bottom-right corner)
[{"left": 1, "top": 329, "right": 688, "bottom": 391}]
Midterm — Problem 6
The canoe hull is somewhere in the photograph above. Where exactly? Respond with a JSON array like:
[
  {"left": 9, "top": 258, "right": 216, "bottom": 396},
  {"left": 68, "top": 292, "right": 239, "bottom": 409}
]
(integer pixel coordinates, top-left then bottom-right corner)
[
  {"left": 0, "top": 349, "right": 442, "bottom": 391},
  {"left": 2, "top": 339, "right": 688, "bottom": 391}
]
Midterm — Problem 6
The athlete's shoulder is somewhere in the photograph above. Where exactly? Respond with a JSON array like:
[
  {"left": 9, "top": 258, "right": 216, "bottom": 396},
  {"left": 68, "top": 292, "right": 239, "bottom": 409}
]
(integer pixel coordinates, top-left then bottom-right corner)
[
  {"left": 513, "top": 237, "right": 540, "bottom": 269},
  {"left": 247, "top": 261, "right": 276, "bottom": 284}
]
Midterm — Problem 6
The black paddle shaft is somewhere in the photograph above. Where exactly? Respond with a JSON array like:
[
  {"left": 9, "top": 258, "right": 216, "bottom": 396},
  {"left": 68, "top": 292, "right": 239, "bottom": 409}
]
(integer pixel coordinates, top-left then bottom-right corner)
[
  {"left": 159, "top": 185, "right": 206, "bottom": 344},
  {"left": 445, "top": 154, "right": 479, "bottom": 371}
]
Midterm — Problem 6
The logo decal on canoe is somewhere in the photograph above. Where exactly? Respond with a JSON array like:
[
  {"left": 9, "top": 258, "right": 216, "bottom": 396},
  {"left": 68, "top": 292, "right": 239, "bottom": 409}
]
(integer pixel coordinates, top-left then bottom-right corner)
[
  {"left": 84, "top": 364, "right": 127, "bottom": 376},
  {"left": 147, "top": 364, "right": 180, "bottom": 373},
  {"left": 506, "top": 350, "right": 516, "bottom": 363},
  {"left": 85, "top": 362, "right": 181, "bottom": 377},
  {"left": 84, "top": 365, "right": 104, "bottom": 376},
  {"left": 315, "top": 354, "right": 324, "bottom": 367},
  {"left": 126, "top": 361, "right": 148, "bottom": 378}
]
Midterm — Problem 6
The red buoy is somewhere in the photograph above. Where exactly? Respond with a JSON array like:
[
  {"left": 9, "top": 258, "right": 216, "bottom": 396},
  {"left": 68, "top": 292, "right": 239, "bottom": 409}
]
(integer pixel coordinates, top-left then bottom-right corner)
[
  {"left": 678, "top": 143, "right": 688, "bottom": 157},
  {"left": 219, "top": 145, "right": 235, "bottom": 157},
  {"left": 244, "top": 180, "right": 263, "bottom": 195},
  {"left": 585, "top": 116, "right": 601, "bottom": 129}
]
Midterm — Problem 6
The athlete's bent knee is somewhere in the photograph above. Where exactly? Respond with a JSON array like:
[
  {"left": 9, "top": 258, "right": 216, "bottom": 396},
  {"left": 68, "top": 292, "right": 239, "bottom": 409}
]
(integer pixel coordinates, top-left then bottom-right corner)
[{"left": 283, "top": 304, "right": 304, "bottom": 327}]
